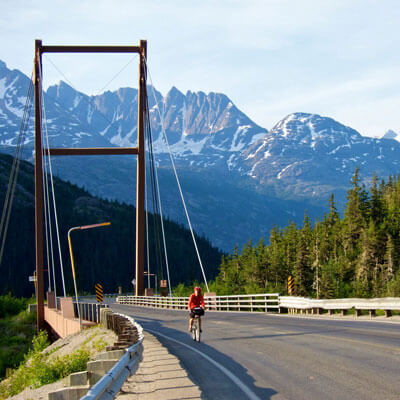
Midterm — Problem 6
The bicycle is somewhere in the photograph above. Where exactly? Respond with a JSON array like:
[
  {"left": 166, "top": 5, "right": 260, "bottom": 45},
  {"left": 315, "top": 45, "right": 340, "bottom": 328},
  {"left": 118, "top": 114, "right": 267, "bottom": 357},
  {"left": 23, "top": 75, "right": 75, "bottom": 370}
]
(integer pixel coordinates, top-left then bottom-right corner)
[{"left": 192, "top": 314, "right": 201, "bottom": 342}]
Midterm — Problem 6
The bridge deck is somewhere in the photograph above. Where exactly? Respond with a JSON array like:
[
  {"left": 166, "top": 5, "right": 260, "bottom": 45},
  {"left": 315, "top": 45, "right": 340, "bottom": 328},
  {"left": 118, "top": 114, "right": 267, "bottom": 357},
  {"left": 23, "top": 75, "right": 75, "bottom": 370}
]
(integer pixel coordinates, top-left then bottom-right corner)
[{"left": 111, "top": 304, "right": 400, "bottom": 400}]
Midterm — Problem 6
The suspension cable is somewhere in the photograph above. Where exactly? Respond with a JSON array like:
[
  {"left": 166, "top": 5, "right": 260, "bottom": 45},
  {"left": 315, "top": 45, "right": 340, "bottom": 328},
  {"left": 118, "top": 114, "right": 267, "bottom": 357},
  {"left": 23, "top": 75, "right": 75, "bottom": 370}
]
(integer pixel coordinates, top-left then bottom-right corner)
[
  {"left": 145, "top": 60, "right": 210, "bottom": 292},
  {"left": 144, "top": 82, "right": 172, "bottom": 296},
  {"left": 147, "top": 133, "right": 164, "bottom": 281},
  {"left": 97, "top": 55, "right": 138, "bottom": 94},
  {"left": 40, "top": 65, "right": 54, "bottom": 292},
  {"left": 42, "top": 150, "right": 52, "bottom": 291},
  {"left": 44, "top": 55, "right": 138, "bottom": 130},
  {"left": 0, "top": 76, "right": 34, "bottom": 266},
  {"left": 145, "top": 86, "right": 167, "bottom": 289},
  {"left": 145, "top": 164, "right": 151, "bottom": 289},
  {"left": 39, "top": 62, "right": 67, "bottom": 297},
  {"left": 41, "top": 89, "right": 57, "bottom": 295}
]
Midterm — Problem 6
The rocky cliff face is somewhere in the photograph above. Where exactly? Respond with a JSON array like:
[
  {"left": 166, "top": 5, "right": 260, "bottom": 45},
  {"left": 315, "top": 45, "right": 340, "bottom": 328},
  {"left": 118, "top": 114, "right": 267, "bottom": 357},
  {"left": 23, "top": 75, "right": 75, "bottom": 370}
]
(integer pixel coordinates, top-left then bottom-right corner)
[
  {"left": 2, "top": 59, "right": 400, "bottom": 249},
  {"left": 241, "top": 112, "right": 400, "bottom": 199}
]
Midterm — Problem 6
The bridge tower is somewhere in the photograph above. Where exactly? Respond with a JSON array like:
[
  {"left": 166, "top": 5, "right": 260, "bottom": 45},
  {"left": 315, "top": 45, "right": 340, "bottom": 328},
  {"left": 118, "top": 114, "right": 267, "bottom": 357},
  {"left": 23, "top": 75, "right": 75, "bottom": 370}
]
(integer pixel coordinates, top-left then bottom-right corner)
[{"left": 34, "top": 40, "right": 147, "bottom": 330}]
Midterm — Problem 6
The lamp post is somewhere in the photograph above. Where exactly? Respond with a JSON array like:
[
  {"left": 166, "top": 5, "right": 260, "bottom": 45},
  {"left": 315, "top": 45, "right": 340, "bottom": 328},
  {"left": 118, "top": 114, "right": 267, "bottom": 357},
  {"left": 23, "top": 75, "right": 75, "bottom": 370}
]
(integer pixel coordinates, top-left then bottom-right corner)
[{"left": 68, "top": 222, "right": 111, "bottom": 327}]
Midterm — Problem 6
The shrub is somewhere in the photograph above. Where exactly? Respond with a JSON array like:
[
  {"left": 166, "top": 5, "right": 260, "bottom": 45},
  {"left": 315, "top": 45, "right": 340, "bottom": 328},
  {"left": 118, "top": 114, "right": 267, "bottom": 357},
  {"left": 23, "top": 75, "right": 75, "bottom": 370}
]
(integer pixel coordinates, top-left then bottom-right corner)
[
  {"left": 0, "top": 294, "right": 29, "bottom": 318},
  {"left": 0, "top": 306, "right": 36, "bottom": 379},
  {"left": 0, "top": 331, "right": 90, "bottom": 398}
]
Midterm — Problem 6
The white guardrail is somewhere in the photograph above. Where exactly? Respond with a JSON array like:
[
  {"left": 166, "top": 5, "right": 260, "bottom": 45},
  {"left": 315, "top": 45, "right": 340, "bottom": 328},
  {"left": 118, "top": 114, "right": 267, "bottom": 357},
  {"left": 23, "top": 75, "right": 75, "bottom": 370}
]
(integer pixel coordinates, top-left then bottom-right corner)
[
  {"left": 280, "top": 296, "right": 400, "bottom": 316},
  {"left": 117, "top": 293, "right": 280, "bottom": 312},
  {"left": 82, "top": 314, "right": 144, "bottom": 400},
  {"left": 116, "top": 294, "right": 400, "bottom": 316}
]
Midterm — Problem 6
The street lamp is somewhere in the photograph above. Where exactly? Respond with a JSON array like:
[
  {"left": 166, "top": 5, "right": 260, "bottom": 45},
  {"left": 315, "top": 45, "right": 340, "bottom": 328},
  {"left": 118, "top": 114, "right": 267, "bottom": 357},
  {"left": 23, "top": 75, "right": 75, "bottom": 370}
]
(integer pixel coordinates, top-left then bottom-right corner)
[{"left": 68, "top": 222, "right": 111, "bottom": 326}]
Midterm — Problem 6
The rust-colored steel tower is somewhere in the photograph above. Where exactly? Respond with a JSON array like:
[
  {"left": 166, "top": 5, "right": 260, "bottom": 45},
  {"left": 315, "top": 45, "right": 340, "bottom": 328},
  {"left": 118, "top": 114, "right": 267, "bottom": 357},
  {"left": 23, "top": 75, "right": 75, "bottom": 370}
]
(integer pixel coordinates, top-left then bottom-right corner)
[{"left": 34, "top": 40, "right": 147, "bottom": 330}]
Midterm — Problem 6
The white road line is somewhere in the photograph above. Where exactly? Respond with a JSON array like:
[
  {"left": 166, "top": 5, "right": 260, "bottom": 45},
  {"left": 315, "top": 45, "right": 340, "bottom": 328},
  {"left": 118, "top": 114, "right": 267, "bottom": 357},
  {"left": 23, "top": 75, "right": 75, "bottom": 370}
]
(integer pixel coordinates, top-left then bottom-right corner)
[{"left": 145, "top": 328, "right": 262, "bottom": 400}]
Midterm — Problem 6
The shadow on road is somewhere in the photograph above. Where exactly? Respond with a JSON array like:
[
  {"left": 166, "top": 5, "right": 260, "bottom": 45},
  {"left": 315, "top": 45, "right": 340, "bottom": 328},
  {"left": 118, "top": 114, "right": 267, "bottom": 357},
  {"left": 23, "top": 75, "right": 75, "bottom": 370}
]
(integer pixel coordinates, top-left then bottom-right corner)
[{"left": 129, "top": 314, "right": 278, "bottom": 400}]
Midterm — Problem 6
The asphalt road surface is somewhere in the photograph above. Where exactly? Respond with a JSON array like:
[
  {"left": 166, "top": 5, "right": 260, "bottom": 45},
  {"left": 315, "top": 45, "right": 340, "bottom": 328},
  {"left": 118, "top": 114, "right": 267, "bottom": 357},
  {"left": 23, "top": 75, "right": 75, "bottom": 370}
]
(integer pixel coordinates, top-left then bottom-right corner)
[{"left": 111, "top": 304, "right": 400, "bottom": 400}]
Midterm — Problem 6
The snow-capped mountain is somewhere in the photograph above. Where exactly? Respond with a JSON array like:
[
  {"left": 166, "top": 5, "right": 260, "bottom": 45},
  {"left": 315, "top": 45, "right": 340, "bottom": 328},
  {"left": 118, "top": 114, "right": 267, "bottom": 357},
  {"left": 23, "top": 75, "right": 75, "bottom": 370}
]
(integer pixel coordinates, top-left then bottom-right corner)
[
  {"left": 45, "top": 80, "right": 267, "bottom": 169},
  {"left": 241, "top": 112, "right": 400, "bottom": 199},
  {"left": 149, "top": 87, "right": 267, "bottom": 169},
  {"left": 0, "top": 60, "right": 34, "bottom": 146},
  {"left": 46, "top": 81, "right": 160, "bottom": 147},
  {"left": 0, "top": 60, "right": 113, "bottom": 149},
  {"left": 2, "top": 59, "right": 400, "bottom": 249},
  {"left": 382, "top": 129, "right": 400, "bottom": 142}
]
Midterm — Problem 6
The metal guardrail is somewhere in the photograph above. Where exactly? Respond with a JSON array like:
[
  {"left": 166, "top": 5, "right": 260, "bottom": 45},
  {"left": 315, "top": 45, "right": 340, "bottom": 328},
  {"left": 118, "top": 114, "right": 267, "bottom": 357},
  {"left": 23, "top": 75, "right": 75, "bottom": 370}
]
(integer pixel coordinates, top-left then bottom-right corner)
[
  {"left": 117, "top": 293, "right": 280, "bottom": 312},
  {"left": 73, "top": 302, "right": 109, "bottom": 323},
  {"left": 82, "top": 313, "right": 144, "bottom": 400},
  {"left": 117, "top": 294, "right": 400, "bottom": 317},
  {"left": 78, "top": 294, "right": 120, "bottom": 300},
  {"left": 279, "top": 296, "right": 400, "bottom": 316},
  {"left": 54, "top": 296, "right": 109, "bottom": 323}
]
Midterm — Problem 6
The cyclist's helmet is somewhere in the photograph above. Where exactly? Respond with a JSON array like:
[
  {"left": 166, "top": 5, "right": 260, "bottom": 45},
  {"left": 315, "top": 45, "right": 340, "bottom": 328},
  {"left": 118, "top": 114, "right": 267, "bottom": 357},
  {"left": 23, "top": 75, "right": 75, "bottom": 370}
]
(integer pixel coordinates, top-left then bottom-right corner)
[{"left": 194, "top": 286, "right": 201, "bottom": 292}]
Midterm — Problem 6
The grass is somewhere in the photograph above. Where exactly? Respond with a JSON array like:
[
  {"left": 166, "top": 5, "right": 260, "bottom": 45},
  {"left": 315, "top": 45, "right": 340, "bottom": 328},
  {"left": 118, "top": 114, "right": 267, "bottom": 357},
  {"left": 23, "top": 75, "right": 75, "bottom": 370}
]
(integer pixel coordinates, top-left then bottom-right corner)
[
  {"left": 79, "top": 329, "right": 108, "bottom": 353},
  {"left": 92, "top": 337, "right": 107, "bottom": 352},
  {"left": 0, "top": 331, "right": 91, "bottom": 398},
  {"left": 0, "top": 295, "right": 37, "bottom": 380}
]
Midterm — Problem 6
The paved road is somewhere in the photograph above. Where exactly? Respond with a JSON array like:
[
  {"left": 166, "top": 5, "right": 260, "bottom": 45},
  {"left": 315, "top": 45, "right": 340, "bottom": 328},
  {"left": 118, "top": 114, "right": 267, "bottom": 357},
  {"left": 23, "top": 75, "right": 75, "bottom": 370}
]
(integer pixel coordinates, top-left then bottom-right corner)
[{"left": 111, "top": 304, "right": 400, "bottom": 400}]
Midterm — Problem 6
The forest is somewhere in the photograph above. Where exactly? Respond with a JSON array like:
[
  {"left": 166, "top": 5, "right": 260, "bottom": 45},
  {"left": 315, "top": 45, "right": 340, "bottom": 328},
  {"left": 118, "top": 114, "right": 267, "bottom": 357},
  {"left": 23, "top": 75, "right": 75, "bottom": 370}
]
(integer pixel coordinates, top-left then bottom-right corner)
[
  {"left": 0, "top": 153, "right": 223, "bottom": 297},
  {"left": 213, "top": 169, "right": 400, "bottom": 298},
  {"left": 3, "top": 149, "right": 400, "bottom": 299}
]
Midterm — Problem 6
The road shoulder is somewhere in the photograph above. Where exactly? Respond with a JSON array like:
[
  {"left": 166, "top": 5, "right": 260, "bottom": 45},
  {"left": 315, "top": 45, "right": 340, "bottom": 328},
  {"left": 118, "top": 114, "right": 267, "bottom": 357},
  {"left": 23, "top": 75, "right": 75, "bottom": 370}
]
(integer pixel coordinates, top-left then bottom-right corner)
[{"left": 116, "top": 332, "right": 202, "bottom": 400}]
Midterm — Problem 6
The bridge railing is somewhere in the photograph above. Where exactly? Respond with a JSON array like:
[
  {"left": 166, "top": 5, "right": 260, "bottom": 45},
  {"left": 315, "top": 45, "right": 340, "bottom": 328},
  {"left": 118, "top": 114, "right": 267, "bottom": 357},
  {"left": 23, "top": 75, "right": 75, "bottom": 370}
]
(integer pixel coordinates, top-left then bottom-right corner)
[
  {"left": 117, "top": 293, "right": 280, "bottom": 312},
  {"left": 73, "top": 302, "right": 109, "bottom": 323},
  {"left": 117, "top": 294, "right": 400, "bottom": 317},
  {"left": 279, "top": 296, "right": 400, "bottom": 317}
]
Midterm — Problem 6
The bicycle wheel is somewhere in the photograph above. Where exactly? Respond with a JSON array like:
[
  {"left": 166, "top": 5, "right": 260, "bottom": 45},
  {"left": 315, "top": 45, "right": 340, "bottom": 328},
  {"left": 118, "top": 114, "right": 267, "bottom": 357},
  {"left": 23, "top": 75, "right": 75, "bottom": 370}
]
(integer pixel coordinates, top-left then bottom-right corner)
[
  {"left": 192, "top": 320, "right": 197, "bottom": 341},
  {"left": 196, "top": 324, "right": 201, "bottom": 342}
]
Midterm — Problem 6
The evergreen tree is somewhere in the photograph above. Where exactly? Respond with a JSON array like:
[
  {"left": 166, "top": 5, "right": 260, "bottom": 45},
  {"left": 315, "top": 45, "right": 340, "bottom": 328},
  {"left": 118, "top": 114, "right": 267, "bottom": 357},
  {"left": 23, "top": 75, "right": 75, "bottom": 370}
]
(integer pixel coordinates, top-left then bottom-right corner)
[
  {"left": 211, "top": 168, "right": 400, "bottom": 299},
  {"left": 355, "top": 221, "right": 377, "bottom": 297},
  {"left": 293, "top": 212, "right": 312, "bottom": 296}
]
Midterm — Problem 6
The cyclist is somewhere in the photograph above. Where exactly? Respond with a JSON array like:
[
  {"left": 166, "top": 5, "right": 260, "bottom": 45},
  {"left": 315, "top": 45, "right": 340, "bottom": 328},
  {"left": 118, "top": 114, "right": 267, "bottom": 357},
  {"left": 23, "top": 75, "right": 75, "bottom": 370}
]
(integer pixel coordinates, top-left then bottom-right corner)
[{"left": 188, "top": 286, "right": 205, "bottom": 332}]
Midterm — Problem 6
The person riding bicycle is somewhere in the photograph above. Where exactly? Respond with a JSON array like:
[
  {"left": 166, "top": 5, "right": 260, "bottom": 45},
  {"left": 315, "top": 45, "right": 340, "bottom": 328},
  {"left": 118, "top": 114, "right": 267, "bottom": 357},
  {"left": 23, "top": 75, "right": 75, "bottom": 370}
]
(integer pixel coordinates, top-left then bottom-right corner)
[{"left": 188, "top": 286, "right": 205, "bottom": 332}]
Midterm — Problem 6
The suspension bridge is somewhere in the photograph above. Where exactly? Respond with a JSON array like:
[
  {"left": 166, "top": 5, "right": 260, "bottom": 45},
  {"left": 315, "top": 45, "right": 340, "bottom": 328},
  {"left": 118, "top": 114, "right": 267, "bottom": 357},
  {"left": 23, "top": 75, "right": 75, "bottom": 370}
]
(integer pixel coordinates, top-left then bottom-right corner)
[
  {"left": 1, "top": 40, "right": 400, "bottom": 400},
  {"left": 0, "top": 39, "right": 210, "bottom": 332}
]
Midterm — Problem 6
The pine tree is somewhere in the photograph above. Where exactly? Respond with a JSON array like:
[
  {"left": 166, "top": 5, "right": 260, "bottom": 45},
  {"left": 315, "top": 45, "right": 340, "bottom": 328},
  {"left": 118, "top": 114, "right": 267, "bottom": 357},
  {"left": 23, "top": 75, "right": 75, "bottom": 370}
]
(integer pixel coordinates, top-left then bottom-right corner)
[
  {"left": 255, "top": 238, "right": 270, "bottom": 289},
  {"left": 293, "top": 211, "right": 312, "bottom": 296},
  {"left": 355, "top": 221, "right": 377, "bottom": 297},
  {"left": 383, "top": 234, "right": 397, "bottom": 293},
  {"left": 268, "top": 226, "right": 285, "bottom": 290}
]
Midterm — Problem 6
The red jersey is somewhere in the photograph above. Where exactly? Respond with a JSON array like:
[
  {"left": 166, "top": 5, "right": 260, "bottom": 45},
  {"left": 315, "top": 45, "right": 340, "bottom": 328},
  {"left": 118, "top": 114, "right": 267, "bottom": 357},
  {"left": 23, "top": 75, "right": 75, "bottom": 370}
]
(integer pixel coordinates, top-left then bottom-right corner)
[{"left": 188, "top": 293, "right": 205, "bottom": 310}]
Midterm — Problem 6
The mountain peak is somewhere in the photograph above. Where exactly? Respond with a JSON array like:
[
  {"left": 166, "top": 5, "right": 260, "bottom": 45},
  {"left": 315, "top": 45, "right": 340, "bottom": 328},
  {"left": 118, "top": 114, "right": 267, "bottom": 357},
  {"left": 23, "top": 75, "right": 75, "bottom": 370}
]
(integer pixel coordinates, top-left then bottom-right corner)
[
  {"left": 382, "top": 129, "right": 399, "bottom": 141},
  {"left": 166, "top": 86, "right": 184, "bottom": 97},
  {"left": 47, "top": 80, "right": 84, "bottom": 101},
  {"left": 271, "top": 112, "right": 361, "bottom": 142}
]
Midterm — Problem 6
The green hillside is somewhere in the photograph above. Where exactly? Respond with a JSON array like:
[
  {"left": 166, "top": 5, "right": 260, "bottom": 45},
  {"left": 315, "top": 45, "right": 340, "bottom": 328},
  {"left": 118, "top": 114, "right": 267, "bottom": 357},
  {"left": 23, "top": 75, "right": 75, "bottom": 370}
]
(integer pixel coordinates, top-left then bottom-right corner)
[
  {"left": 0, "top": 153, "right": 223, "bottom": 297},
  {"left": 215, "top": 169, "right": 400, "bottom": 298}
]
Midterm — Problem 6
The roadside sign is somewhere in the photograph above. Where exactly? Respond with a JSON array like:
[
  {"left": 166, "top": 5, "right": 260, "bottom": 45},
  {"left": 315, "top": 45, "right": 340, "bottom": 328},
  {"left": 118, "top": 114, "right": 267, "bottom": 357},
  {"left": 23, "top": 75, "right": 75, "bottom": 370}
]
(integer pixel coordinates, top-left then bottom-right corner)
[
  {"left": 95, "top": 283, "right": 104, "bottom": 303},
  {"left": 288, "top": 275, "right": 295, "bottom": 295},
  {"left": 29, "top": 276, "right": 36, "bottom": 282}
]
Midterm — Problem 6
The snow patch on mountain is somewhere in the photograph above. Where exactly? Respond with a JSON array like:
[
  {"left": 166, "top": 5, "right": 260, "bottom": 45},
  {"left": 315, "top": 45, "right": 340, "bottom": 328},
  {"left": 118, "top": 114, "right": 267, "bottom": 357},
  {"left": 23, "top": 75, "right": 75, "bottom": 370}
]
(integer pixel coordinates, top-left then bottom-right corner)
[
  {"left": 230, "top": 125, "right": 250, "bottom": 151},
  {"left": 0, "top": 78, "right": 8, "bottom": 98}
]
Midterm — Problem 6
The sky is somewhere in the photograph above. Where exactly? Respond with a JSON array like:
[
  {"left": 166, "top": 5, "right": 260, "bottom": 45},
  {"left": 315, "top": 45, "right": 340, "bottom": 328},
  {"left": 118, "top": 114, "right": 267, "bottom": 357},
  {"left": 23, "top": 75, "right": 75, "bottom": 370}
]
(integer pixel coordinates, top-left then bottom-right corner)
[{"left": 1, "top": 0, "right": 400, "bottom": 137}]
